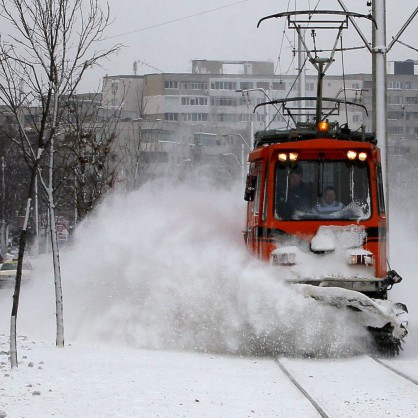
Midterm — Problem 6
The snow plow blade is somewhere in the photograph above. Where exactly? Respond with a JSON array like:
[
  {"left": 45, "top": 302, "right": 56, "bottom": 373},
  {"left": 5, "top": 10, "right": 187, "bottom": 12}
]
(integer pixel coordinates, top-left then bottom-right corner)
[{"left": 295, "top": 284, "right": 408, "bottom": 356}]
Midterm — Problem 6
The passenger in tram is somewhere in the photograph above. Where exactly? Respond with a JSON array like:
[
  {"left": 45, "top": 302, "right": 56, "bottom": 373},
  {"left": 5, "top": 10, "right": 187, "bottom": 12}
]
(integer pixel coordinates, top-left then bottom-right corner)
[
  {"left": 313, "top": 186, "right": 345, "bottom": 218},
  {"left": 276, "top": 165, "right": 311, "bottom": 219}
]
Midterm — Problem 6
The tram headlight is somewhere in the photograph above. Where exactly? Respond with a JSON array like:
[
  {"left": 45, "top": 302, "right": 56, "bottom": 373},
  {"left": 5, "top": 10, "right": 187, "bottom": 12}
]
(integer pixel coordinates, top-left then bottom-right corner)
[
  {"left": 358, "top": 152, "right": 368, "bottom": 161},
  {"left": 278, "top": 152, "right": 298, "bottom": 162},
  {"left": 347, "top": 150, "right": 357, "bottom": 160}
]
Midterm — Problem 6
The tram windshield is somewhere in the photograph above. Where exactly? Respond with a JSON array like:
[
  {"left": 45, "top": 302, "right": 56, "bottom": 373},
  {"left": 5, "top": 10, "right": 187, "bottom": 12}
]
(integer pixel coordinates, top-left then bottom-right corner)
[{"left": 274, "top": 160, "right": 371, "bottom": 221}]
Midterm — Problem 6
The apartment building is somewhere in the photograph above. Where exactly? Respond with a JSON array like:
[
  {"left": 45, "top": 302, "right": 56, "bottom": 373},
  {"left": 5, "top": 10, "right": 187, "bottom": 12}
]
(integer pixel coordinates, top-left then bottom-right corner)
[{"left": 100, "top": 59, "right": 418, "bottom": 184}]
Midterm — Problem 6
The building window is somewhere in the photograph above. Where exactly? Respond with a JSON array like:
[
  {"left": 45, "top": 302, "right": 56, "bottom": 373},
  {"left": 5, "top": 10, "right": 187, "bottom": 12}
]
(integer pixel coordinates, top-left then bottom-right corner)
[
  {"left": 388, "top": 126, "right": 404, "bottom": 135},
  {"left": 183, "top": 113, "right": 208, "bottom": 122},
  {"left": 165, "top": 80, "right": 179, "bottom": 89},
  {"left": 210, "top": 81, "right": 237, "bottom": 90},
  {"left": 388, "top": 81, "right": 403, "bottom": 90},
  {"left": 388, "top": 146, "right": 407, "bottom": 156},
  {"left": 387, "top": 111, "right": 403, "bottom": 120},
  {"left": 405, "top": 82, "right": 418, "bottom": 90},
  {"left": 211, "top": 97, "right": 239, "bottom": 106},
  {"left": 405, "top": 96, "right": 418, "bottom": 105},
  {"left": 239, "top": 97, "right": 256, "bottom": 106},
  {"left": 214, "top": 113, "right": 236, "bottom": 122},
  {"left": 353, "top": 114, "right": 361, "bottom": 123},
  {"left": 181, "top": 81, "right": 208, "bottom": 90},
  {"left": 139, "top": 129, "right": 165, "bottom": 143},
  {"left": 352, "top": 83, "right": 361, "bottom": 89},
  {"left": 388, "top": 96, "right": 403, "bottom": 105},
  {"left": 194, "top": 133, "right": 217, "bottom": 146},
  {"left": 257, "top": 82, "right": 270, "bottom": 90},
  {"left": 406, "top": 112, "right": 418, "bottom": 120},
  {"left": 181, "top": 97, "right": 208, "bottom": 106},
  {"left": 238, "top": 114, "right": 254, "bottom": 122},
  {"left": 164, "top": 113, "right": 178, "bottom": 121},
  {"left": 256, "top": 113, "right": 266, "bottom": 123},
  {"left": 240, "top": 81, "right": 253, "bottom": 90}
]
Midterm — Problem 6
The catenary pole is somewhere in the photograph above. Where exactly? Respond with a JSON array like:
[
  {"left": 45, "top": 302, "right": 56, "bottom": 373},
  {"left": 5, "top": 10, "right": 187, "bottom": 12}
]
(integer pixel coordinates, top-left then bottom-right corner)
[{"left": 372, "top": 0, "right": 389, "bottom": 271}]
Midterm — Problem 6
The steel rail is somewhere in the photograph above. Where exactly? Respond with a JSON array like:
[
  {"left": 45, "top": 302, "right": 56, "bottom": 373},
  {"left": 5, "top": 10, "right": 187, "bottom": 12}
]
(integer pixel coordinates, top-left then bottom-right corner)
[
  {"left": 275, "top": 358, "right": 331, "bottom": 418},
  {"left": 371, "top": 357, "right": 418, "bottom": 386}
]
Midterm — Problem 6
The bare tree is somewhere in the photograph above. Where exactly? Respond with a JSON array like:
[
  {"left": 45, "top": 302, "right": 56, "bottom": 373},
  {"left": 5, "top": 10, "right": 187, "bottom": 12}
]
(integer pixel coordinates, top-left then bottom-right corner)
[
  {"left": 55, "top": 95, "right": 121, "bottom": 222},
  {"left": 116, "top": 119, "right": 166, "bottom": 189},
  {"left": 0, "top": 0, "right": 121, "bottom": 367},
  {"left": 110, "top": 90, "right": 169, "bottom": 189}
]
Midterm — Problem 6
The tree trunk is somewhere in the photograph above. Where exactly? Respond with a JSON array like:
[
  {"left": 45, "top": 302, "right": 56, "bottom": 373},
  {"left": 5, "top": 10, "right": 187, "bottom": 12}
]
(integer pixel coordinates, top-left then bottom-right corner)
[
  {"left": 1, "top": 156, "right": 7, "bottom": 259},
  {"left": 10, "top": 200, "right": 31, "bottom": 368},
  {"left": 48, "top": 191, "right": 64, "bottom": 347}
]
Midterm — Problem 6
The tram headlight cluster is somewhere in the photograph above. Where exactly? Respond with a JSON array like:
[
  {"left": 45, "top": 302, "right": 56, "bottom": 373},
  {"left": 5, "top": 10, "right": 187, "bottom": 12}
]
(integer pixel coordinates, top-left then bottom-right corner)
[
  {"left": 347, "top": 250, "right": 375, "bottom": 266},
  {"left": 271, "top": 252, "right": 296, "bottom": 266},
  {"left": 270, "top": 247, "right": 298, "bottom": 266},
  {"left": 278, "top": 152, "right": 299, "bottom": 162},
  {"left": 347, "top": 150, "right": 368, "bottom": 161}
]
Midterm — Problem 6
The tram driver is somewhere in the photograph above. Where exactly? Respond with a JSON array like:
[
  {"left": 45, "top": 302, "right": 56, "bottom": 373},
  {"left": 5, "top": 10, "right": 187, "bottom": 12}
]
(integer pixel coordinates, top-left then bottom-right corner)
[{"left": 313, "top": 186, "right": 345, "bottom": 218}]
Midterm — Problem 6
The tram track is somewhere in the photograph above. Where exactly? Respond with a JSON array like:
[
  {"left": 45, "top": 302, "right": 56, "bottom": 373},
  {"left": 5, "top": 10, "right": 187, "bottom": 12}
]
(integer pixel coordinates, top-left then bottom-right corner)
[
  {"left": 274, "top": 355, "right": 418, "bottom": 417},
  {"left": 275, "top": 358, "right": 331, "bottom": 418},
  {"left": 371, "top": 356, "right": 418, "bottom": 386}
]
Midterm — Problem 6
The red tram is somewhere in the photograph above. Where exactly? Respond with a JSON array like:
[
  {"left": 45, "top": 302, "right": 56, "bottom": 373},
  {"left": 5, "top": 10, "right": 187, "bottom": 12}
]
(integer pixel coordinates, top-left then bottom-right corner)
[
  {"left": 241, "top": 9, "right": 408, "bottom": 355},
  {"left": 244, "top": 120, "right": 407, "bottom": 355}
]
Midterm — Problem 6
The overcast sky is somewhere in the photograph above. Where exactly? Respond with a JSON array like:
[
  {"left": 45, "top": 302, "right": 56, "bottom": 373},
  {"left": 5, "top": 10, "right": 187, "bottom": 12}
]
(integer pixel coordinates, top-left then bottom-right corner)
[{"left": 81, "top": 0, "right": 418, "bottom": 91}]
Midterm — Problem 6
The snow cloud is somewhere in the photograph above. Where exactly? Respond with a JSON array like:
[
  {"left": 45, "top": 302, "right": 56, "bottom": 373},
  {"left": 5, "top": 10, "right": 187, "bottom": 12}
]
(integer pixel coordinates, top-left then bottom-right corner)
[{"left": 3, "top": 177, "right": 402, "bottom": 358}]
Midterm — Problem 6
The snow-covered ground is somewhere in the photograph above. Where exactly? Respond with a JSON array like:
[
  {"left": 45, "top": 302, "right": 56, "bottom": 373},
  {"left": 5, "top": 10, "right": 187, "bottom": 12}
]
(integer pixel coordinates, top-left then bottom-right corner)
[{"left": 0, "top": 180, "right": 417, "bottom": 417}]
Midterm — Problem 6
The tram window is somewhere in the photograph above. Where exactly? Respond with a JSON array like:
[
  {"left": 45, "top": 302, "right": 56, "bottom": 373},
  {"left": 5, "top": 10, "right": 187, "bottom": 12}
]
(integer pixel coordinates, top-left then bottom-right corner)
[
  {"left": 274, "top": 160, "right": 371, "bottom": 221},
  {"left": 377, "top": 163, "right": 386, "bottom": 213},
  {"left": 262, "top": 167, "right": 268, "bottom": 222},
  {"left": 244, "top": 174, "right": 256, "bottom": 201},
  {"left": 253, "top": 162, "right": 263, "bottom": 215}
]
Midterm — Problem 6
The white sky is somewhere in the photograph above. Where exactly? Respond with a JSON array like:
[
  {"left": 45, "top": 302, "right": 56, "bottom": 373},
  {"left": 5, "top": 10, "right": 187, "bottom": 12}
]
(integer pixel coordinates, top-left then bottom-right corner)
[{"left": 78, "top": 0, "right": 418, "bottom": 91}]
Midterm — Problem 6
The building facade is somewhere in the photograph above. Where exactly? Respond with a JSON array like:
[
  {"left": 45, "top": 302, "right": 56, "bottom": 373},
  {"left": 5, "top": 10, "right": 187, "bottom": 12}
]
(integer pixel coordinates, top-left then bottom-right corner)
[{"left": 100, "top": 59, "right": 418, "bottom": 185}]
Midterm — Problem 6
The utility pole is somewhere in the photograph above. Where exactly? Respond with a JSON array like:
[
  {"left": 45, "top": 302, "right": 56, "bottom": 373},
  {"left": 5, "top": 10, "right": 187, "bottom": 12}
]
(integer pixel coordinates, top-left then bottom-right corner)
[
  {"left": 372, "top": 0, "right": 388, "bottom": 182},
  {"left": 297, "top": 27, "right": 306, "bottom": 123}
]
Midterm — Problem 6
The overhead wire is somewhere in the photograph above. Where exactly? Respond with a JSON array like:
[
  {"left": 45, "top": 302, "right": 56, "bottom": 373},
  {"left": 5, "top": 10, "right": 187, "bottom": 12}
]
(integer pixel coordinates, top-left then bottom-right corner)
[
  {"left": 272, "top": 0, "right": 323, "bottom": 127},
  {"left": 103, "top": 0, "right": 251, "bottom": 41},
  {"left": 274, "top": 0, "right": 292, "bottom": 76}
]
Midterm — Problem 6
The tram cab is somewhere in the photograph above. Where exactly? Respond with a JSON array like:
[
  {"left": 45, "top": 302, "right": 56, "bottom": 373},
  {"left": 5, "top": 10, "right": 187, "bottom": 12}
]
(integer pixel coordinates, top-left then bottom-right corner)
[{"left": 244, "top": 124, "right": 389, "bottom": 298}]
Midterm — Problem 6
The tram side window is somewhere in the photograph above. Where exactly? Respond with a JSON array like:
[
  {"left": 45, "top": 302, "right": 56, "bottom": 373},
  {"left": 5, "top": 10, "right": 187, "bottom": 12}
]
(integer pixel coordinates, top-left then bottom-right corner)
[
  {"left": 262, "top": 166, "right": 269, "bottom": 221},
  {"left": 253, "top": 162, "right": 263, "bottom": 215},
  {"left": 274, "top": 160, "right": 371, "bottom": 220},
  {"left": 377, "top": 163, "right": 386, "bottom": 213},
  {"left": 244, "top": 162, "right": 264, "bottom": 214}
]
